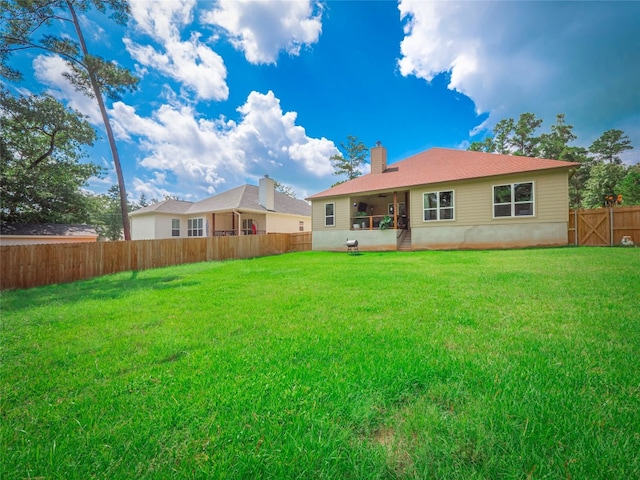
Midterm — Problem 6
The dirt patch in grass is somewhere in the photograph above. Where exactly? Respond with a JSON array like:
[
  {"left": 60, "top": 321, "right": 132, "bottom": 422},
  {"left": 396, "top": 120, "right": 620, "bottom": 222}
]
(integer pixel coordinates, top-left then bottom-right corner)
[{"left": 371, "top": 424, "right": 416, "bottom": 478}]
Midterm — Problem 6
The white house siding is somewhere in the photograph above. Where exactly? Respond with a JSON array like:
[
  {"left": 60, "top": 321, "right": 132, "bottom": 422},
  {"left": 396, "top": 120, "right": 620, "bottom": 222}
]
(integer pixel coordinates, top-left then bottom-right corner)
[
  {"left": 409, "top": 170, "right": 570, "bottom": 249},
  {"left": 131, "top": 214, "right": 186, "bottom": 240},
  {"left": 131, "top": 215, "right": 157, "bottom": 240},
  {"left": 264, "top": 213, "right": 309, "bottom": 233}
]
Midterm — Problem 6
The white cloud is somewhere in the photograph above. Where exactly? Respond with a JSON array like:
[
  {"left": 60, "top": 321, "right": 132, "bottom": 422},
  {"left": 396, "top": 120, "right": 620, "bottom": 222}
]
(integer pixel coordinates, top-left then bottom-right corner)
[
  {"left": 203, "top": 0, "right": 323, "bottom": 64},
  {"left": 397, "top": 0, "right": 640, "bottom": 149},
  {"left": 111, "top": 91, "right": 338, "bottom": 199},
  {"left": 125, "top": 0, "right": 228, "bottom": 101},
  {"left": 131, "top": 175, "right": 177, "bottom": 201}
]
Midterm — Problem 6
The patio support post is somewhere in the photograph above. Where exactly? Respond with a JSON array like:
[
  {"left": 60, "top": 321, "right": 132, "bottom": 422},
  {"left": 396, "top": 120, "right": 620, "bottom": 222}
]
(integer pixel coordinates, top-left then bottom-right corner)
[{"left": 393, "top": 191, "right": 398, "bottom": 228}]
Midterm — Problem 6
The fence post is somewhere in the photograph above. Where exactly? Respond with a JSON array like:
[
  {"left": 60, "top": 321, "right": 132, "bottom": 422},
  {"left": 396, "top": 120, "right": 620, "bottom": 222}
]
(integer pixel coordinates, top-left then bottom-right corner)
[
  {"left": 609, "top": 207, "right": 614, "bottom": 246},
  {"left": 574, "top": 209, "right": 578, "bottom": 246}
]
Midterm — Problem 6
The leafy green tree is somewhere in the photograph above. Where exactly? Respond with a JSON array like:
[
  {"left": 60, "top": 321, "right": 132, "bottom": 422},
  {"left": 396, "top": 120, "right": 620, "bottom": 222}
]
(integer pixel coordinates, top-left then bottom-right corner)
[
  {"left": 511, "top": 113, "right": 542, "bottom": 157},
  {"left": 330, "top": 135, "right": 368, "bottom": 186},
  {"left": 589, "top": 129, "right": 633, "bottom": 164},
  {"left": 582, "top": 163, "right": 628, "bottom": 208},
  {"left": 96, "top": 185, "right": 125, "bottom": 240},
  {"left": 1, "top": 0, "right": 138, "bottom": 239},
  {"left": 569, "top": 164, "right": 591, "bottom": 209},
  {"left": 616, "top": 165, "right": 640, "bottom": 206},
  {"left": 537, "top": 114, "right": 590, "bottom": 207},
  {"left": 0, "top": 88, "right": 103, "bottom": 223},
  {"left": 539, "top": 114, "right": 578, "bottom": 160},
  {"left": 134, "top": 193, "right": 152, "bottom": 209},
  {"left": 468, "top": 118, "right": 514, "bottom": 154},
  {"left": 493, "top": 118, "right": 515, "bottom": 154},
  {"left": 468, "top": 136, "right": 496, "bottom": 153},
  {"left": 468, "top": 115, "right": 541, "bottom": 156}
]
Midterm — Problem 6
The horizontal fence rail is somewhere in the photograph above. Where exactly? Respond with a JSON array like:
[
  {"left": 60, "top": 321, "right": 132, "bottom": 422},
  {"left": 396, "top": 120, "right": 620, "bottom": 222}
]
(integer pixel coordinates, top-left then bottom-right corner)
[
  {"left": 569, "top": 206, "right": 640, "bottom": 247},
  {"left": 1, "top": 232, "right": 312, "bottom": 291}
]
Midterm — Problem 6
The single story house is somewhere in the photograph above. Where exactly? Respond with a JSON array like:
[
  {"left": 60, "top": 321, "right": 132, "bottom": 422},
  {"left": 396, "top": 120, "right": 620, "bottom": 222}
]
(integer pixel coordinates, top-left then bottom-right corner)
[
  {"left": 130, "top": 175, "right": 311, "bottom": 240},
  {"left": 307, "top": 144, "right": 580, "bottom": 251},
  {"left": 0, "top": 223, "right": 98, "bottom": 246}
]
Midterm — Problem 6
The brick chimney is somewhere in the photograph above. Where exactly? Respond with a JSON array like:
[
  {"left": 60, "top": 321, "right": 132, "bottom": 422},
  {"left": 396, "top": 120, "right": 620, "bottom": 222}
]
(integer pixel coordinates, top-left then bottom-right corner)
[
  {"left": 259, "top": 175, "right": 275, "bottom": 211},
  {"left": 370, "top": 141, "right": 387, "bottom": 174}
]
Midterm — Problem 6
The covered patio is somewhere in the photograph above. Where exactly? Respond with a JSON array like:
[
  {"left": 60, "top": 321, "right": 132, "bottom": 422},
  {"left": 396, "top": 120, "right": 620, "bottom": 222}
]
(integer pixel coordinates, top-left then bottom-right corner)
[
  {"left": 349, "top": 190, "right": 410, "bottom": 231},
  {"left": 211, "top": 211, "right": 266, "bottom": 236}
]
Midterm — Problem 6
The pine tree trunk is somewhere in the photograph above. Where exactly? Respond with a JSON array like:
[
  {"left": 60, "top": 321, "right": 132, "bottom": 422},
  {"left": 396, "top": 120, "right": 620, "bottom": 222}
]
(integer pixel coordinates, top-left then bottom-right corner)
[{"left": 67, "top": 0, "right": 131, "bottom": 240}]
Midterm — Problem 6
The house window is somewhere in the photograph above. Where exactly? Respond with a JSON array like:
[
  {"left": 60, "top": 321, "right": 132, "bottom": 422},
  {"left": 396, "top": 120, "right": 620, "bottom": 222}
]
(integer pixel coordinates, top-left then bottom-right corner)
[
  {"left": 299, "top": 221, "right": 304, "bottom": 232},
  {"left": 242, "top": 219, "right": 256, "bottom": 235},
  {"left": 171, "top": 219, "right": 180, "bottom": 237},
  {"left": 325, "top": 203, "right": 335, "bottom": 227},
  {"left": 187, "top": 217, "right": 204, "bottom": 236},
  {"left": 423, "top": 191, "right": 454, "bottom": 221},
  {"left": 493, "top": 182, "right": 534, "bottom": 218}
]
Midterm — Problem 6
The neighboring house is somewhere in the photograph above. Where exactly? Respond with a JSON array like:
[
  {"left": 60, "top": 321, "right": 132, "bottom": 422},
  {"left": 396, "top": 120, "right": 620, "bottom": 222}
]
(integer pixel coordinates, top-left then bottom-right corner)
[
  {"left": 0, "top": 223, "right": 98, "bottom": 246},
  {"left": 130, "top": 175, "right": 311, "bottom": 240},
  {"left": 307, "top": 144, "right": 580, "bottom": 251}
]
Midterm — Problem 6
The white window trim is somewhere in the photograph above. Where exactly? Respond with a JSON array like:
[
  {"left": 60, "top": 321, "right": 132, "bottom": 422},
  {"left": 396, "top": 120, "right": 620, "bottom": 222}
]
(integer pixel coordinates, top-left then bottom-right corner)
[
  {"left": 324, "top": 202, "right": 335, "bottom": 228},
  {"left": 492, "top": 181, "right": 535, "bottom": 219},
  {"left": 187, "top": 217, "right": 204, "bottom": 237},
  {"left": 423, "top": 190, "right": 455, "bottom": 222}
]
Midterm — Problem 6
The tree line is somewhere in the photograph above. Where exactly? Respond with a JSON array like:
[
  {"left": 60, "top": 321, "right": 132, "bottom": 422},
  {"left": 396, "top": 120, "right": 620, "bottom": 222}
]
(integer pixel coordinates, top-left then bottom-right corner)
[{"left": 468, "top": 113, "right": 638, "bottom": 208}]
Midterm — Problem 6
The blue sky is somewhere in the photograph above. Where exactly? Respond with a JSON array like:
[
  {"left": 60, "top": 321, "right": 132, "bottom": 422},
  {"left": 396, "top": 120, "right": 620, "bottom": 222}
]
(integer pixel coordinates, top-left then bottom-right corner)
[{"left": 5, "top": 0, "right": 640, "bottom": 202}]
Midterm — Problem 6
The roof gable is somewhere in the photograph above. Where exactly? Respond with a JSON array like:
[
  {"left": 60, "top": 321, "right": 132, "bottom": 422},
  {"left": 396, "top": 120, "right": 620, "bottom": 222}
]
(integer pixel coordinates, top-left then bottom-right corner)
[
  {"left": 189, "top": 185, "right": 311, "bottom": 216},
  {"left": 129, "top": 199, "right": 193, "bottom": 216},
  {"left": 130, "top": 184, "right": 311, "bottom": 217},
  {"left": 308, "top": 148, "right": 580, "bottom": 199}
]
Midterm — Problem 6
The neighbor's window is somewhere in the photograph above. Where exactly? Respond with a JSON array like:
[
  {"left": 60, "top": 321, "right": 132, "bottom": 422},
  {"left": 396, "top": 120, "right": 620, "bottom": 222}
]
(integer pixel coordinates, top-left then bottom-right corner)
[
  {"left": 299, "top": 221, "right": 304, "bottom": 232},
  {"left": 325, "top": 203, "right": 335, "bottom": 227},
  {"left": 171, "top": 219, "right": 180, "bottom": 237},
  {"left": 187, "top": 217, "right": 204, "bottom": 236},
  {"left": 242, "top": 218, "right": 256, "bottom": 235},
  {"left": 493, "top": 182, "right": 534, "bottom": 217},
  {"left": 423, "top": 191, "right": 454, "bottom": 221}
]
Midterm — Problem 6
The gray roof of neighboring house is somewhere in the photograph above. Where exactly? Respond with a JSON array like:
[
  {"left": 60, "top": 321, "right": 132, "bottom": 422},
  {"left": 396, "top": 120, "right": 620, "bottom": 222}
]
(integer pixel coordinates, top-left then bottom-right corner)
[
  {"left": 129, "top": 199, "right": 193, "bottom": 216},
  {"left": 0, "top": 223, "right": 98, "bottom": 237},
  {"left": 130, "top": 185, "right": 311, "bottom": 217}
]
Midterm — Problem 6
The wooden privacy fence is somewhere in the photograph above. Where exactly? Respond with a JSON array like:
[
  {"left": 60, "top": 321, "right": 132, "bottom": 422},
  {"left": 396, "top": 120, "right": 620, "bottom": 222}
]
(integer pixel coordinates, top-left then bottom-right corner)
[
  {"left": 569, "top": 206, "right": 640, "bottom": 246},
  {"left": 0, "top": 232, "right": 312, "bottom": 291}
]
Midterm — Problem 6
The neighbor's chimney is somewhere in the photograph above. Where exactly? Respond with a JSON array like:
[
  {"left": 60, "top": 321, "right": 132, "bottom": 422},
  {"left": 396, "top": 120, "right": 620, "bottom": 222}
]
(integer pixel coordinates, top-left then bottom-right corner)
[
  {"left": 259, "top": 174, "right": 275, "bottom": 211},
  {"left": 370, "top": 141, "right": 387, "bottom": 174}
]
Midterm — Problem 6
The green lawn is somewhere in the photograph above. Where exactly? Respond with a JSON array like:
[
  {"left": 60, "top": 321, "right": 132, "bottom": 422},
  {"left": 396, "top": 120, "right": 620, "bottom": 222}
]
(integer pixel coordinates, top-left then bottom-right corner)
[{"left": 2, "top": 247, "right": 639, "bottom": 479}]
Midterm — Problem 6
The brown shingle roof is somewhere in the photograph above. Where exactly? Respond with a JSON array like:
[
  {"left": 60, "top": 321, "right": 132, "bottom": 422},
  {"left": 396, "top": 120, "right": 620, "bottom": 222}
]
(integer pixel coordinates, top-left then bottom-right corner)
[{"left": 308, "top": 148, "right": 580, "bottom": 199}]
